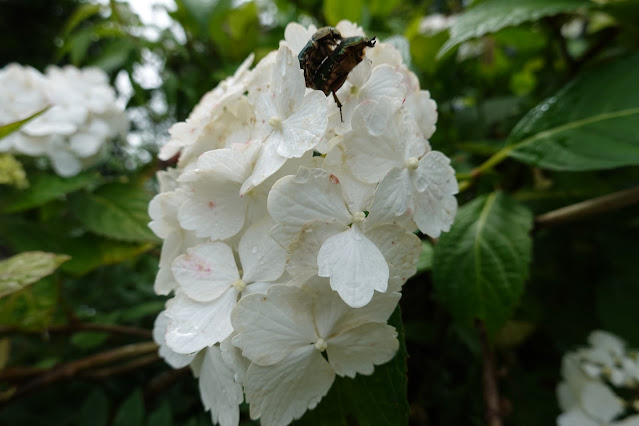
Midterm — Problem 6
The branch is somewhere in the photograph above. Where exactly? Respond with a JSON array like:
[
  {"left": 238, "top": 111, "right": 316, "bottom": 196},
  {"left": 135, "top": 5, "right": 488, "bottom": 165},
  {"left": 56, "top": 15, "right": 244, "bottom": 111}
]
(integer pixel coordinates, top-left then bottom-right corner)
[
  {"left": 0, "top": 322, "right": 152, "bottom": 339},
  {"left": 535, "top": 185, "right": 639, "bottom": 228},
  {"left": 477, "top": 320, "right": 502, "bottom": 426},
  {"left": 80, "top": 353, "right": 160, "bottom": 379},
  {"left": 0, "top": 341, "right": 157, "bottom": 404}
]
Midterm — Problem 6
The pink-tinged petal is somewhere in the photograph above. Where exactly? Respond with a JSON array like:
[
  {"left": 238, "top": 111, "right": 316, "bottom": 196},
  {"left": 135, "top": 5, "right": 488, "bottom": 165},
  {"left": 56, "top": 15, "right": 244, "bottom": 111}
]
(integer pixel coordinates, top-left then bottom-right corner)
[
  {"left": 165, "top": 289, "right": 238, "bottom": 354},
  {"left": 245, "top": 347, "right": 335, "bottom": 426},
  {"left": 172, "top": 242, "right": 239, "bottom": 302},
  {"left": 267, "top": 168, "right": 352, "bottom": 232},
  {"left": 366, "top": 167, "right": 413, "bottom": 227},
  {"left": 239, "top": 218, "right": 286, "bottom": 283},
  {"left": 198, "top": 346, "right": 243, "bottom": 426},
  {"left": 153, "top": 311, "right": 197, "bottom": 369},
  {"left": 195, "top": 140, "right": 261, "bottom": 183},
  {"left": 277, "top": 90, "right": 328, "bottom": 158},
  {"left": 178, "top": 177, "right": 246, "bottom": 240},
  {"left": 327, "top": 322, "right": 398, "bottom": 378},
  {"left": 231, "top": 285, "right": 317, "bottom": 365},
  {"left": 317, "top": 226, "right": 389, "bottom": 308}
]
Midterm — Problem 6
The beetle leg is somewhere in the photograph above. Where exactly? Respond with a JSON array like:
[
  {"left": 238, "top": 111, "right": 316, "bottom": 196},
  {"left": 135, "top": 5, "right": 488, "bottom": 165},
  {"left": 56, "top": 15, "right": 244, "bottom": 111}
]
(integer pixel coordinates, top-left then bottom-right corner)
[{"left": 332, "top": 91, "right": 343, "bottom": 122}]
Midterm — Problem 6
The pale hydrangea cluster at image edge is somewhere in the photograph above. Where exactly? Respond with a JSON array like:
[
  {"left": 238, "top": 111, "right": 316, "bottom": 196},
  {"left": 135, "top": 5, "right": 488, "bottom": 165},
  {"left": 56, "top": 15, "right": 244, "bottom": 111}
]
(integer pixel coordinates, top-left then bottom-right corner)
[
  {"left": 557, "top": 330, "right": 639, "bottom": 426},
  {"left": 149, "top": 20, "right": 458, "bottom": 426},
  {"left": 0, "top": 64, "right": 128, "bottom": 177}
]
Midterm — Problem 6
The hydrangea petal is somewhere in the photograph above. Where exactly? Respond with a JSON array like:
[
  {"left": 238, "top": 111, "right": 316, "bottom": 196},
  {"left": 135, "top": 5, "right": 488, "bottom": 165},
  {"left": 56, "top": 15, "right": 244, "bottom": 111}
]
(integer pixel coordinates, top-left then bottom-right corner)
[
  {"left": 277, "top": 90, "right": 328, "bottom": 158},
  {"left": 172, "top": 242, "right": 239, "bottom": 302},
  {"left": 327, "top": 322, "right": 398, "bottom": 378},
  {"left": 366, "top": 167, "right": 413, "bottom": 227},
  {"left": 195, "top": 140, "right": 261, "bottom": 183},
  {"left": 198, "top": 345, "right": 243, "bottom": 426},
  {"left": 364, "top": 224, "right": 422, "bottom": 285},
  {"left": 267, "top": 167, "right": 352, "bottom": 230},
  {"left": 165, "top": 289, "right": 237, "bottom": 354},
  {"left": 317, "top": 226, "right": 389, "bottom": 308},
  {"left": 178, "top": 177, "right": 246, "bottom": 240},
  {"left": 231, "top": 285, "right": 317, "bottom": 365},
  {"left": 152, "top": 311, "right": 197, "bottom": 369},
  {"left": 245, "top": 347, "right": 334, "bottom": 426},
  {"left": 239, "top": 218, "right": 286, "bottom": 283},
  {"left": 240, "top": 138, "right": 287, "bottom": 195}
]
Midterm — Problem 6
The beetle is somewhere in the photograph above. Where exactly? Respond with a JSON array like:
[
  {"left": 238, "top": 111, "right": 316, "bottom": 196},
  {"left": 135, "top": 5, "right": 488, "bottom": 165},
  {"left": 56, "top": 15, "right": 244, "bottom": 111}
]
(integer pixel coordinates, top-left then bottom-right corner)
[
  {"left": 298, "top": 27, "right": 343, "bottom": 88},
  {"left": 310, "top": 36, "right": 376, "bottom": 120}
]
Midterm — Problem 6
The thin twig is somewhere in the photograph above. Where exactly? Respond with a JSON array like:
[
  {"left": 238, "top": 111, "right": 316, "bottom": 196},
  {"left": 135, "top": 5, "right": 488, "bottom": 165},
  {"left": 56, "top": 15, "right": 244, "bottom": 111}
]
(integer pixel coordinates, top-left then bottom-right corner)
[
  {"left": 535, "top": 185, "right": 639, "bottom": 229},
  {"left": 0, "top": 341, "right": 157, "bottom": 404},
  {"left": 80, "top": 353, "right": 160, "bottom": 379},
  {"left": 0, "top": 322, "right": 152, "bottom": 339},
  {"left": 477, "top": 320, "right": 502, "bottom": 426}
]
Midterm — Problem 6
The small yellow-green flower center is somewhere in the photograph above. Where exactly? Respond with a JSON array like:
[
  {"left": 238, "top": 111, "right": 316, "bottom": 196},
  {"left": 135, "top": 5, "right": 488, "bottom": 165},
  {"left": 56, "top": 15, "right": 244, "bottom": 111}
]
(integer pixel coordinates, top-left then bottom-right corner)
[
  {"left": 352, "top": 211, "right": 366, "bottom": 224},
  {"left": 406, "top": 157, "right": 419, "bottom": 170},
  {"left": 269, "top": 116, "right": 283, "bottom": 130},
  {"left": 314, "top": 337, "right": 327, "bottom": 352},
  {"left": 233, "top": 279, "right": 246, "bottom": 292}
]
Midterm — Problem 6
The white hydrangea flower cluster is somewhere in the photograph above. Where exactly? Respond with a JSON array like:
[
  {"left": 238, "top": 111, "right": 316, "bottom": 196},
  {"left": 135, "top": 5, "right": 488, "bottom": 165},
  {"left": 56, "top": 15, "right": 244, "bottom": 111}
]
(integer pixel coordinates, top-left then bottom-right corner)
[
  {"left": 0, "top": 64, "right": 128, "bottom": 177},
  {"left": 150, "top": 21, "right": 458, "bottom": 426},
  {"left": 557, "top": 330, "right": 639, "bottom": 426}
]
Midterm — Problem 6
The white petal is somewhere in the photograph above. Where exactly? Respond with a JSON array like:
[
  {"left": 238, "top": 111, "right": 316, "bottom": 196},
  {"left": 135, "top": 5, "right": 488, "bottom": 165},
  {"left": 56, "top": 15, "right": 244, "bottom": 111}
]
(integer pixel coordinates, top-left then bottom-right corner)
[
  {"left": 153, "top": 311, "right": 197, "bottom": 369},
  {"left": 413, "top": 183, "right": 458, "bottom": 239},
  {"left": 220, "top": 335, "right": 250, "bottom": 385},
  {"left": 366, "top": 167, "right": 413, "bottom": 227},
  {"left": 581, "top": 382, "right": 623, "bottom": 422},
  {"left": 198, "top": 346, "right": 243, "bottom": 426},
  {"left": 277, "top": 90, "right": 328, "bottom": 158},
  {"left": 414, "top": 150, "right": 458, "bottom": 194},
  {"left": 364, "top": 224, "right": 422, "bottom": 285},
  {"left": 327, "top": 322, "right": 398, "bottom": 378},
  {"left": 328, "top": 290, "right": 401, "bottom": 334},
  {"left": 287, "top": 221, "right": 348, "bottom": 285},
  {"left": 284, "top": 22, "right": 315, "bottom": 55},
  {"left": 245, "top": 347, "right": 335, "bottom": 426},
  {"left": 344, "top": 102, "right": 402, "bottom": 183},
  {"left": 267, "top": 167, "right": 352, "bottom": 231},
  {"left": 195, "top": 140, "right": 261, "bottom": 183},
  {"left": 272, "top": 46, "right": 305, "bottom": 112},
  {"left": 48, "top": 144, "right": 82, "bottom": 177},
  {"left": 240, "top": 138, "right": 287, "bottom": 194},
  {"left": 317, "top": 226, "right": 389, "bottom": 308},
  {"left": 557, "top": 410, "right": 599, "bottom": 426},
  {"left": 231, "top": 285, "right": 317, "bottom": 365},
  {"left": 165, "top": 289, "right": 237, "bottom": 354},
  {"left": 69, "top": 132, "right": 103, "bottom": 158},
  {"left": 346, "top": 59, "right": 371, "bottom": 88},
  {"left": 178, "top": 177, "right": 246, "bottom": 240},
  {"left": 239, "top": 218, "right": 286, "bottom": 283},
  {"left": 172, "top": 242, "right": 239, "bottom": 302}
]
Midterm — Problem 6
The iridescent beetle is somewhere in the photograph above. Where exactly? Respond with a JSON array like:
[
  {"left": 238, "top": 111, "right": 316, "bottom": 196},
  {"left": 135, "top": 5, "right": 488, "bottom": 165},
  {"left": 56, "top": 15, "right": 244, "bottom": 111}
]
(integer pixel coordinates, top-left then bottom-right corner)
[
  {"left": 297, "top": 27, "right": 343, "bottom": 88},
  {"left": 310, "top": 36, "right": 376, "bottom": 120}
]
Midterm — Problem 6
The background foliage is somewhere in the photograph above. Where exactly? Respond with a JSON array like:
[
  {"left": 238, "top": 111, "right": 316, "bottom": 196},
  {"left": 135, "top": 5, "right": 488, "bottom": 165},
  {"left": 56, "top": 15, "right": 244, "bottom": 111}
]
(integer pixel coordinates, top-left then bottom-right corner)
[{"left": 1, "top": 0, "right": 639, "bottom": 425}]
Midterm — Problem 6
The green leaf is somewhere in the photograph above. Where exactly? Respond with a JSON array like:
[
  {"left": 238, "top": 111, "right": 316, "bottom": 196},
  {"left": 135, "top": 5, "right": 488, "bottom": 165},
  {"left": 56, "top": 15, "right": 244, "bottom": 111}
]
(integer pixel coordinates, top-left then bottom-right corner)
[
  {"left": 71, "top": 332, "right": 109, "bottom": 349},
  {"left": 62, "top": 3, "right": 103, "bottom": 35},
  {"left": 369, "top": 0, "right": 400, "bottom": 18},
  {"left": 69, "top": 182, "right": 159, "bottom": 243},
  {"left": 0, "top": 252, "right": 70, "bottom": 298},
  {"left": 146, "top": 402, "right": 173, "bottom": 426},
  {"left": 438, "top": 0, "right": 590, "bottom": 57},
  {"left": 1, "top": 171, "right": 98, "bottom": 213},
  {"left": 113, "top": 390, "right": 145, "bottom": 426},
  {"left": 0, "top": 107, "right": 50, "bottom": 140},
  {"left": 507, "top": 53, "right": 639, "bottom": 170},
  {"left": 415, "top": 240, "right": 434, "bottom": 273},
  {"left": 323, "top": 0, "right": 364, "bottom": 27},
  {"left": 432, "top": 192, "right": 533, "bottom": 333},
  {"left": 295, "top": 307, "right": 408, "bottom": 425},
  {"left": 0, "top": 277, "right": 59, "bottom": 330},
  {"left": 78, "top": 389, "right": 109, "bottom": 426},
  {"left": 0, "top": 217, "right": 154, "bottom": 276}
]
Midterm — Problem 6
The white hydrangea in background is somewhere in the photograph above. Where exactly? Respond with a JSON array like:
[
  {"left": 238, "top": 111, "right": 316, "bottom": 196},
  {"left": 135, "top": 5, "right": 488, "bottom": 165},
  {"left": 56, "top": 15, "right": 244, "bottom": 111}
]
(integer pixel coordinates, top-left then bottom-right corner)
[
  {"left": 150, "top": 20, "right": 458, "bottom": 426},
  {"left": 0, "top": 63, "right": 128, "bottom": 177},
  {"left": 557, "top": 330, "right": 639, "bottom": 426}
]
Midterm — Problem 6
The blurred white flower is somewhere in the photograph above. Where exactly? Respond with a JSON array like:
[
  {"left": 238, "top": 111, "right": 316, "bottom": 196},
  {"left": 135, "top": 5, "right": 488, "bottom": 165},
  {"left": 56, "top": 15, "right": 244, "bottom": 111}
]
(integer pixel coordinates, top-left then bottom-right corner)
[{"left": 0, "top": 64, "right": 128, "bottom": 176}]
